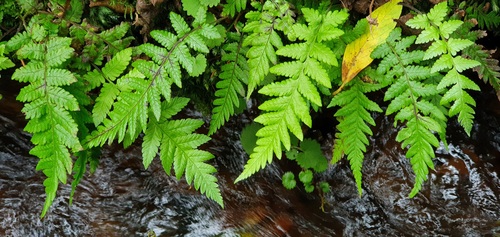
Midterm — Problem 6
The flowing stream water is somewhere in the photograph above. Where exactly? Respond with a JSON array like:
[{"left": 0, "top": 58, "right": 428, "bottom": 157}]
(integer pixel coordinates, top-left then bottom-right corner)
[{"left": 0, "top": 78, "right": 499, "bottom": 236}]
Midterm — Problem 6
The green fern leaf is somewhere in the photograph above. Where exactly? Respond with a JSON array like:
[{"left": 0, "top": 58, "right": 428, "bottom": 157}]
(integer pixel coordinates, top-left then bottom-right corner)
[
  {"left": 182, "top": 0, "right": 221, "bottom": 17},
  {"left": 437, "top": 69, "right": 480, "bottom": 135},
  {"left": 372, "top": 28, "right": 446, "bottom": 197},
  {"left": 11, "top": 31, "right": 81, "bottom": 217},
  {"left": 0, "top": 45, "right": 15, "bottom": 70},
  {"left": 143, "top": 98, "right": 223, "bottom": 206},
  {"left": 209, "top": 33, "right": 249, "bottom": 135},
  {"left": 329, "top": 80, "right": 382, "bottom": 195},
  {"left": 236, "top": 8, "right": 347, "bottom": 183},
  {"left": 407, "top": 2, "right": 481, "bottom": 135},
  {"left": 463, "top": 44, "right": 500, "bottom": 92}
]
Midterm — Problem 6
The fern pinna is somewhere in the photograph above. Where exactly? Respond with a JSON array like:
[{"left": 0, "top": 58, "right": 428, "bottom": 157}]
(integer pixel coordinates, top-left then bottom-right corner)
[
  {"left": 85, "top": 12, "right": 224, "bottom": 206},
  {"left": 236, "top": 8, "right": 349, "bottom": 182},
  {"left": 209, "top": 32, "right": 249, "bottom": 135},
  {"left": 10, "top": 20, "right": 82, "bottom": 217}
]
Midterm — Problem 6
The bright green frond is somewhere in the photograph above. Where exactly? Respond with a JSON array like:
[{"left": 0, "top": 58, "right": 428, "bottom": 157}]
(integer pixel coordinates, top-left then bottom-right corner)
[
  {"left": 330, "top": 80, "right": 381, "bottom": 195},
  {"left": 237, "top": 7, "right": 346, "bottom": 183},
  {"left": 209, "top": 34, "right": 249, "bottom": 135},
  {"left": 143, "top": 99, "right": 223, "bottom": 206}
]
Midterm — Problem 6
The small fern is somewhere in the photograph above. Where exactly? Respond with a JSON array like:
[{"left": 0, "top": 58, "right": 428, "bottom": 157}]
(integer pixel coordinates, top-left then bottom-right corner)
[
  {"left": 209, "top": 32, "right": 249, "bottom": 135},
  {"left": 236, "top": 8, "right": 348, "bottom": 182},
  {"left": 407, "top": 2, "right": 480, "bottom": 135},
  {"left": 10, "top": 21, "right": 82, "bottom": 217}
]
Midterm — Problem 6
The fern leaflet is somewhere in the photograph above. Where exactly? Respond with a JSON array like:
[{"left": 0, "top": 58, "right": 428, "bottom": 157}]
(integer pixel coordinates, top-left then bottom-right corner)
[
  {"left": 222, "top": 0, "right": 247, "bottom": 17},
  {"left": 209, "top": 32, "right": 249, "bottom": 135},
  {"left": 236, "top": 8, "right": 348, "bottom": 182}
]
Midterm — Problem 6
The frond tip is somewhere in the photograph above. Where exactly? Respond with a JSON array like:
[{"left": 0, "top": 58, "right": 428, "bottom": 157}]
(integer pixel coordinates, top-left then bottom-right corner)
[{"left": 143, "top": 97, "right": 223, "bottom": 207}]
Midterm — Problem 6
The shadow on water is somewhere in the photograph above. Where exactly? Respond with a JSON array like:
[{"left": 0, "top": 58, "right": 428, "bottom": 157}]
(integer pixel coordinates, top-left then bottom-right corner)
[{"left": 0, "top": 76, "right": 500, "bottom": 236}]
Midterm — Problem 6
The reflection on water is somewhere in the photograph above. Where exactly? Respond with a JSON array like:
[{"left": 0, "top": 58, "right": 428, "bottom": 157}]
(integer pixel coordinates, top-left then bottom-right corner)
[{"left": 0, "top": 84, "right": 499, "bottom": 236}]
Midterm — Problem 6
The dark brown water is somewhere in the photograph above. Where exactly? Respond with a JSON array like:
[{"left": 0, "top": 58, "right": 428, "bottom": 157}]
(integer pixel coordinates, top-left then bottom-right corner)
[{"left": 1, "top": 80, "right": 499, "bottom": 236}]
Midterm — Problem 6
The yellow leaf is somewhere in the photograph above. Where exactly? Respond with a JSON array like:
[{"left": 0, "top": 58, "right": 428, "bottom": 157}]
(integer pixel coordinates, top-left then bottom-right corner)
[{"left": 336, "top": 0, "right": 403, "bottom": 94}]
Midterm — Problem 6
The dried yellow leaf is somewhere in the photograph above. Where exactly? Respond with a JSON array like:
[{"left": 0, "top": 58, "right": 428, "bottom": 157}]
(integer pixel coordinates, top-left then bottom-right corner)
[{"left": 335, "top": 0, "right": 403, "bottom": 94}]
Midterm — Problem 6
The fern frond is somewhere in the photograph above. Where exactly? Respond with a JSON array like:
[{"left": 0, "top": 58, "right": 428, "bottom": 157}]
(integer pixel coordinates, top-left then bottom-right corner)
[
  {"left": 328, "top": 79, "right": 382, "bottom": 195},
  {"left": 85, "top": 14, "right": 223, "bottom": 206},
  {"left": 142, "top": 97, "right": 223, "bottom": 206},
  {"left": 243, "top": 0, "right": 295, "bottom": 96},
  {"left": 11, "top": 27, "right": 81, "bottom": 217},
  {"left": 209, "top": 33, "right": 249, "bottom": 135},
  {"left": 464, "top": 1, "right": 500, "bottom": 30},
  {"left": 236, "top": 8, "right": 348, "bottom": 182},
  {"left": 372, "top": 28, "right": 446, "bottom": 197},
  {"left": 90, "top": 48, "right": 132, "bottom": 126},
  {"left": 407, "top": 2, "right": 481, "bottom": 135}
]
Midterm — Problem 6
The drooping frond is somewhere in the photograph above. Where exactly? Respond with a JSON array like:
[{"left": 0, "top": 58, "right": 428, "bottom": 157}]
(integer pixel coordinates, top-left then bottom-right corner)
[
  {"left": 406, "top": 2, "right": 480, "bottom": 136},
  {"left": 84, "top": 12, "right": 224, "bottom": 207},
  {"left": 372, "top": 28, "right": 447, "bottom": 197},
  {"left": 328, "top": 79, "right": 382, "bottom": 195},
  {"left": 243, "top": 0, "right": 295, "bottom": 96},
  {"left": 142, "top": 97, "right": 223, "bottom": 206},
  {"left": 236, "top": 8, "right": 348, "bottom": 182},
  {"left": 10, "top": 22, "right": 81, "bottom": 217},
  {"left": 209, "top": 32, "right": 249, "bottom": 135}
]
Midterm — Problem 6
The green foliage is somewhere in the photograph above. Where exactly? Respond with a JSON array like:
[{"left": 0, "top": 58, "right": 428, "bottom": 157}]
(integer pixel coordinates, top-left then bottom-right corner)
[
  {"left": 456, "top": 0, "right": 500, "bottom": 30},
  {"left": 222, "top": 0, "right": 247, "bottom": 17},
  {"left": 236, "top": 8, "right": 348, "bottom": 183},
  {"left": 282, "top": 171, "right": 296, "bottom": 189},
  {"left": 295, "top": 139, "right": 328, "bottom": 172},
  {"left": 0, "top": 44, "right": 14, "bottom": 70},
  {"left": 142, "top": 97, "right": 223, "bottom": 206},
  {"left": 240, "top": 122, "right": 262, "bottom": 155},
  {"left": 1, "top": 0, "right": 498, "bottom": 218}
]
